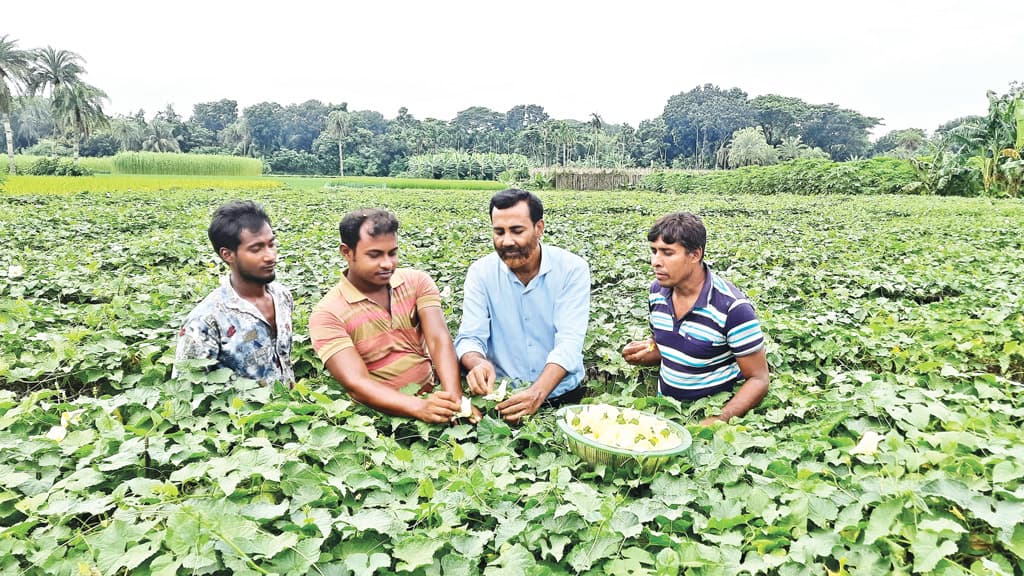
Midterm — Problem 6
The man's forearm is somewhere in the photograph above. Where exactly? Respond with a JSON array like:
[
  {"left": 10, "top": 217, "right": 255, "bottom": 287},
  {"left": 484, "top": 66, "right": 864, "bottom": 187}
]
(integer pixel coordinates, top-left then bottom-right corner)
[
  {"left": 717, "top": 376, "right": 768, "bottom": 421},
  {"left": 460, "top": 351, "right": 489, "bottom": 371},
  {"left": 531, "top": 363, "right": 567, "bottom": 400},
  {"left": 345, "top": 378, "right": 426, "bottom": 419}
]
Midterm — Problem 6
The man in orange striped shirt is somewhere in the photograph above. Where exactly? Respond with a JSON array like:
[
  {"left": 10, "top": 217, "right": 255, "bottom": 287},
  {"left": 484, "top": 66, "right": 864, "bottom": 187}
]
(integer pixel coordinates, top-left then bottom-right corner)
[{"left": 308, "top": 209, "right": 471, "bottom": 423}]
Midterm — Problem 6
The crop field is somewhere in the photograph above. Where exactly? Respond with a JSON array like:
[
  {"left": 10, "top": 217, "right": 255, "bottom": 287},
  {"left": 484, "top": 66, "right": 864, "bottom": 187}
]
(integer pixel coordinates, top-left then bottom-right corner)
[{"left": 0, "top": 179, "right": 1022, "bottom": 575}]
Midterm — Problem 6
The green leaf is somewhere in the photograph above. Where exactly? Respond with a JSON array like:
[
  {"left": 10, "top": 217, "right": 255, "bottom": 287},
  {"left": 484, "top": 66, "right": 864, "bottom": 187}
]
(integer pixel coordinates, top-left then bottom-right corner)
[
  {"left": 345, "top": 552, "right": 391, "bottom": 576},
  {"left": 864, "top": 498, "right": 903, "bottom": 545},
  {"left": 342, "top": 508, "right": 404, "bottom": 534},
  {"left": 910, "top": 531, "right": 958, "bottom": 573},
  {"left": 567, "top": 535, "right": 619, "bottom": 573},
  {"left": 268, "top": 537, "right": 323, "bottom": 575},
  {"left": 484, "top": 543, "right": 535, "bottom": 576},
  {"left": 450, "top": 530, "right": 493, "bottom": 559},
  {"left": 393, "top": 535, "right": 443, "bottom": 572}
]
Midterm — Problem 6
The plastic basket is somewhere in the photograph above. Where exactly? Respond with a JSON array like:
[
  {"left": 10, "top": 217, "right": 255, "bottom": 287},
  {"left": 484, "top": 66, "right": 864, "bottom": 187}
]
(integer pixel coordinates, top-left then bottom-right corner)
[{"left": 555, "top": 404, "right": 692, "bottom": 473}]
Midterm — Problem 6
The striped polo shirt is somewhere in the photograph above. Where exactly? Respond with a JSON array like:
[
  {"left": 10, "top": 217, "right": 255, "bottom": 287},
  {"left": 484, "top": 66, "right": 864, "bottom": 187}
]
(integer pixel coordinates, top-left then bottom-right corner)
[
  {"left": 309, "top": 268, "right": 442, "bottom": 391},
  {"left": 649, "top": 263, "right": 765, "bottom": 401}
]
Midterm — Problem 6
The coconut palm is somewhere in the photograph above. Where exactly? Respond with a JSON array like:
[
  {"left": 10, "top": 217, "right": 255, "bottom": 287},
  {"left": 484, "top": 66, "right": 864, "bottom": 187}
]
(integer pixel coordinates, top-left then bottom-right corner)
[
  {"left": 53, "top": 81, "right": 108, "bottom": 161},
  {"left": 0, "top": 35, "right": 32, "bottom": 174},
  {"left": 142, "top": 119, "right": 181, "bottom": 153},
  {"left": 109, "top": 116, "right": 145, "bottom": 152},
  {"left": 221, "top": 118, "right": 255, "bottom": 157},
  {"left": 12, "top": 96, "right": 53, "bottom": 146},
  {"left": 27, "top": 46, "right": 109, "bottom": 160},
  {"left": 326, "top": 110, "right": 352, "bottom": 176}
]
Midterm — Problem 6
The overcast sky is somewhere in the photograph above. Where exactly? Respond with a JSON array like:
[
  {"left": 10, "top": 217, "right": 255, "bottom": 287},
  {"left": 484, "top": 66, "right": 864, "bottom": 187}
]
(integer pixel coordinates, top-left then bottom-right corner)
[{"left": 6, "top": 1, "right": 1022, "bottom": 137}]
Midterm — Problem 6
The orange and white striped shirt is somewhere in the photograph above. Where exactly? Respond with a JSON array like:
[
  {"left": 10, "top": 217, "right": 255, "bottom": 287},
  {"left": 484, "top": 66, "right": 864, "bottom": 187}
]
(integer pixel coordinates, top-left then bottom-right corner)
[{"left": 309, "top": 268, "right": 442, "bottom": 391}]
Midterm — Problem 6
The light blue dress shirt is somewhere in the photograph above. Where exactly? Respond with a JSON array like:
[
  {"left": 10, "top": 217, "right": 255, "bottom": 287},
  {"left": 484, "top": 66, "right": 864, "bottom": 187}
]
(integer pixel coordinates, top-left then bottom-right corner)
[{"left": 455, "top": 243, "right": 591, "bottom": 398}]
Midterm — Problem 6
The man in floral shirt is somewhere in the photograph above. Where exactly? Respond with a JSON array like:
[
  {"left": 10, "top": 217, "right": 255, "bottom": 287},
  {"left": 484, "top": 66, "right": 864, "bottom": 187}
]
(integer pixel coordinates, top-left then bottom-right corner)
[{"left": 174, "top": 201, "right": 294, "bottom": 385}]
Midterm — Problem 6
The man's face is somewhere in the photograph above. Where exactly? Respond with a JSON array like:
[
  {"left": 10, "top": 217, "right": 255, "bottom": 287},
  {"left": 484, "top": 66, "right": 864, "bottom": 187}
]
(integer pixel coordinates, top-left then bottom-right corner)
[
  {"left": 342, "top": 221, "right": 398, "bottom": 290},
  {"left": 491, "top": 200, "right": 543, "bottom": 271},
  {"left": 222, "top": 223, "right": 277, "bottom": 285},
  {"left": 650, "top": 236, "right": 701, "bottom": 289}
]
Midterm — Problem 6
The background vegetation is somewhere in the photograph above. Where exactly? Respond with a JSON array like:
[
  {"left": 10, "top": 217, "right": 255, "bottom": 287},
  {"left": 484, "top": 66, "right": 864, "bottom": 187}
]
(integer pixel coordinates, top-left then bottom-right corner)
[{"left": 2, "top": 36, "right": 1021, "bottom": 195}]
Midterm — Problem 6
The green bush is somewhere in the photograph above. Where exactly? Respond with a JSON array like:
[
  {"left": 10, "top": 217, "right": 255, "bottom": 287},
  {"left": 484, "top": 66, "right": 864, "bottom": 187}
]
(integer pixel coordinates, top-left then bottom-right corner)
[
  {"left": 112, "top": 152, "right": 264, "bottom": 176},
  {"left": 641, "top": 157, "right": 921, "bottom": 195},
  {"left": 2, "top": 155, "right": 113, "bottom": 175},
  {"left": 25, "top": 157, "right": 94, "bottom": 176},
  {"left": 267, "top": 148, "right": 325, "bottom": 175},
  {"left": 404, "top": 150, "right": 530, "bottom": 181}
]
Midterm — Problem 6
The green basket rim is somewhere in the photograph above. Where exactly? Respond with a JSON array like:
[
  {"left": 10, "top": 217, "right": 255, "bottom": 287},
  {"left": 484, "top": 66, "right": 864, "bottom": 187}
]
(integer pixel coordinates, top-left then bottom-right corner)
[{"left": 555, "top": 404, "right": 692, "bottom": 458}]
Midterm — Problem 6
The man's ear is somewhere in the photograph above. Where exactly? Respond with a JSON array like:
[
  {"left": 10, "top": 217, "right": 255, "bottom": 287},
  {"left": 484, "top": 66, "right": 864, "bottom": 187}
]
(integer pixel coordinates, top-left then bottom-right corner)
[
  {"left": 340, "top": 243, "right": 353, "bottom": 261},
  {"left": 536, "top": 219, "right": 545, "bottom": 237},
  {"left": 218, "top": 247, "right": 234, "bottom": 265}
]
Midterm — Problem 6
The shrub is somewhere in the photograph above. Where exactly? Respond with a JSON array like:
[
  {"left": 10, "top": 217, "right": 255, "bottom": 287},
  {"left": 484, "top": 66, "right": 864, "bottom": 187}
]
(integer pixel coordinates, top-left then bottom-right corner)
[
  {"left": 266, "top": 148, "right": 325, "bottom": 175},
  {"left": 404, "top": 151, "right": 530, "bottom": 181},
  {"left": 25, "top": 157, "right": 94, "bottom": 176},
  {"left": 641, "top": 157, "right": 921, "bottom": 195}
]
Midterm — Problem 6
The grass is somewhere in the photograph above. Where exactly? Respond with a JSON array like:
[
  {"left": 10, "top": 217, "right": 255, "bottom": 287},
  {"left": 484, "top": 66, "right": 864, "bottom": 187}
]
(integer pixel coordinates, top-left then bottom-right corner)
[
  {"left": 1, "top": 174, "right": 284, "bottom": 195},
  {"left": 112, "top": 152, "right": 264, "bottom": 176}
]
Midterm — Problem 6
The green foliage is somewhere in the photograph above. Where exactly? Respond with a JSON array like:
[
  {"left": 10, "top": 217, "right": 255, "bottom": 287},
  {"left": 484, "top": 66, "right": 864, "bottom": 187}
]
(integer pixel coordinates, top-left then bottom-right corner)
[
  {"left": 944, "top": 89, "right": 1024, "bottom": 197},
  {"left": 23, "top": 156, "right": 93, "bottom": 176},
  {"left": 320, "top": 175, "right": 504, "bottom": 191},
  {"left": 663, "top": 84, "right": 756, "bottom": 169},
  {"left": 404, "top": 150, "right": 529, "bottom": 181},
  {"left": 2, "top": 175, "right": 1023, "bottom": 574},
  {"left": 725, "top": 126, "right": 776, "bottom": 168},
  {"left": 642, "top": 157, "right": 921, "bottom": 195},
  {"left": 266, "top": 148, "right": 324, "bottom": 175},
  {"left": 112, "top": 151, "right": 264, "bottom": 176},
  {"left": 2, "top": 154, "right": 112, "bottom": 174}
]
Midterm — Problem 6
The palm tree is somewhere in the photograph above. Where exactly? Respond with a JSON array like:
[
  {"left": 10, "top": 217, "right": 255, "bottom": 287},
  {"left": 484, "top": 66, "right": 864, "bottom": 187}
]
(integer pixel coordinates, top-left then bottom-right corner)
[
  {"left": 142, "top": 119, "right": 181, "bottom": 153},
  {"left": 221, "top": 118, "right": 254, "bottom": 157},
  {"left": 27, "top": 46, "right": 108, "bottom": 160},
  {"left": 0, "top": 35, "right": 32, "bottom": 174},
  {"left": 588, "top": 113, "right": 604, "bottom": 163},
  {"left": 326, "top": 110, "right": 352, "bottom": 176},
  {"left": 12, "top": 96, "right": 53, "bottom": 146},
  {"left": 109, "top": 116, "right": 145, "bottom": 152},
  {"left": 947, "top": 91, "right": 1023, "bottom": 196},
  {"left": 53, "top": 81, "right": 108, "bottom": 161}
]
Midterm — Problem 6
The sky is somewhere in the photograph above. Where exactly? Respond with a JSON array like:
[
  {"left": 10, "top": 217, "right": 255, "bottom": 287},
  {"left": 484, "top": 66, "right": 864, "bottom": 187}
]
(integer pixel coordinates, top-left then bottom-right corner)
[{"left": 6, "top": 0, "right": 1023, "bottom": 138}]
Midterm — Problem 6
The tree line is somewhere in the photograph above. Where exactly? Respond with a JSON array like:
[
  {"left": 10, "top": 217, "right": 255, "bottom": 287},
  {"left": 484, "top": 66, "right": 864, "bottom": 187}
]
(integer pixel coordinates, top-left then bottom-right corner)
[{"left": 0, "top": 35, "right": 1016, "bottom": 181}]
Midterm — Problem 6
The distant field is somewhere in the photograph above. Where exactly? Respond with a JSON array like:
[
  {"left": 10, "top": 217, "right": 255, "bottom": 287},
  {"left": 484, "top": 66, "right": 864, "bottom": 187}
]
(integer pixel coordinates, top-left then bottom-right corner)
[{"left": 1, "top": 174, "right": 283, "bottom": 194}]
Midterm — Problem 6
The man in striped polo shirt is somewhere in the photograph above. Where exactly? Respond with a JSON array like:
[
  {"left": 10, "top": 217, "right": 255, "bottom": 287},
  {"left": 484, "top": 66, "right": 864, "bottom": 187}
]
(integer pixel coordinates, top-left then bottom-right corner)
[
  {"left": 308, "top": 209, "right": 471, "bottom": 424},
  {"left": 622, "top": 212, "right": 769, "bottom": 425}
]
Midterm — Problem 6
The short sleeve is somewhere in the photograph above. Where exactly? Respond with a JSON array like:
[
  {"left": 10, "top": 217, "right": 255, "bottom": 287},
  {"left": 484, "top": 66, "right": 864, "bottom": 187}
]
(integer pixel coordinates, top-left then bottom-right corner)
[
  {"left": 173, "top": 315, "right": 220, "bottom": 376},
  {"left": 724, "top": 300, "right": 765, "bottom": 356},
  {"left": 309, "top": 307, "right": 353, "bottom": 364},
  {"left": 412, "top": 271, "right": 441, "bottom": 311}
]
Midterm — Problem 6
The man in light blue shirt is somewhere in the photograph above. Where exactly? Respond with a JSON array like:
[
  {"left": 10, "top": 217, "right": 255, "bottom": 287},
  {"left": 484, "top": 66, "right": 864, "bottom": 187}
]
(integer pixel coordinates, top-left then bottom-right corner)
[{"left": 455, "top": 189, "right": 591, "bottom": 423}]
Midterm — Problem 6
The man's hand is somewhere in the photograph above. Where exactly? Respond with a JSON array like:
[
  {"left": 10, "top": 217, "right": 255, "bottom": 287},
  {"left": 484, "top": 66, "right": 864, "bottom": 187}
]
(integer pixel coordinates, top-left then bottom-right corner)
[
  {"left": 497, "top": 386, "right": 545, "bottom": 424},
  {"left": 418, "top": 390, "right": 462, "bottom": 424},
  {"left": 700, "top": 414, "right": 728, "bottom": 426},
  {"left": 622, "top": 339, "right": 661, "bottom": 366},
  {"left": 466, "top": 359, "right": 496, "bottom": 396}
]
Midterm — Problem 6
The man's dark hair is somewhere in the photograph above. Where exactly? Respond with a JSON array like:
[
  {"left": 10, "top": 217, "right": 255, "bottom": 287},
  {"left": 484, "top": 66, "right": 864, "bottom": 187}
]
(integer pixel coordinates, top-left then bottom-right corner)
[
  {"left": 208, "top": 200, "right": 272, "bottom": 253},
  {"left": 489, "top": 188, "right": 543, "bottom": 223},
  {"left": 339, "top": 208, "right": 400, "bottom": 250},
  {"left": 648, "top": 212, "right": 706, "bottom": 257}
]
